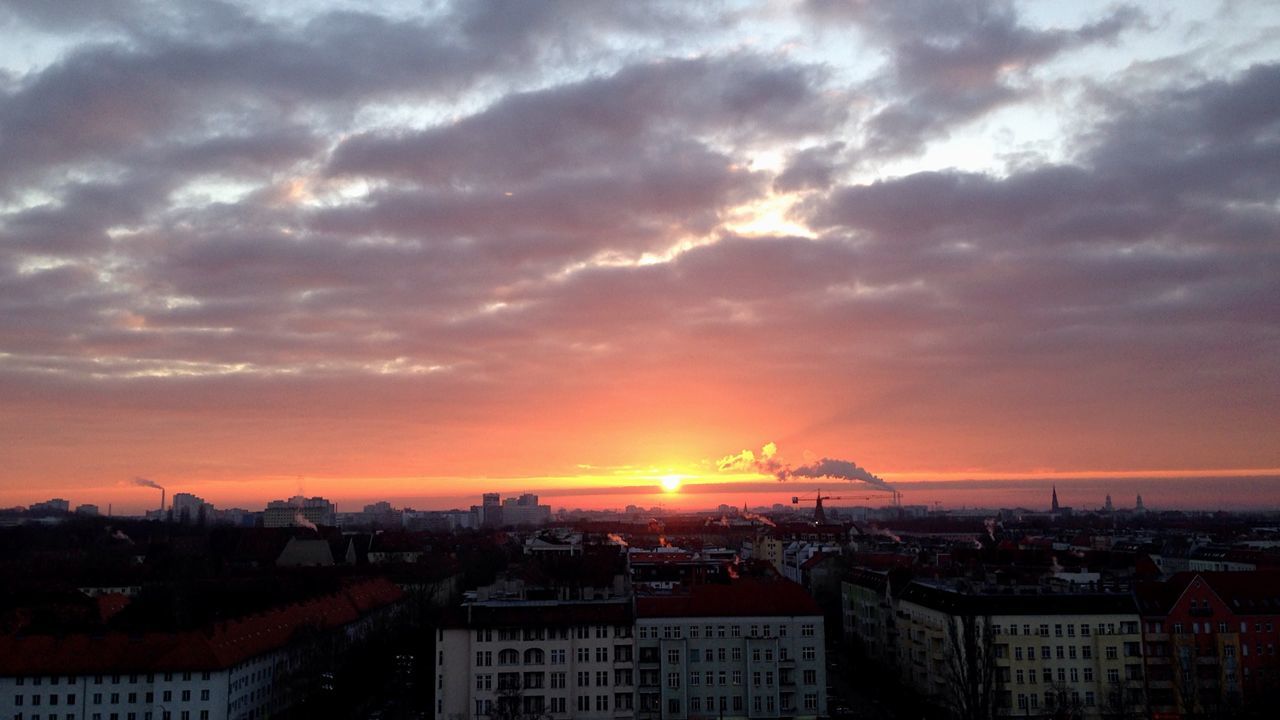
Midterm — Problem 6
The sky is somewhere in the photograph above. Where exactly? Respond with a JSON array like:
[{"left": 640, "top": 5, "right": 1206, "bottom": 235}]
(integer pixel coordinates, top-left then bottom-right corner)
[{"left": 1, "top": 0, "right": 1278, "bottom": 514}]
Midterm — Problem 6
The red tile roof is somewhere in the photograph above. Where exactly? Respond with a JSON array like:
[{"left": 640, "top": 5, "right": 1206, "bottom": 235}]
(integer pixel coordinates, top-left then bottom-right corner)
[
  {"left": 637, "top": 579, "right": 820, "bottom": 619},
  {"left": 0, "top": 578, "right": 403, "bottom": 675}
]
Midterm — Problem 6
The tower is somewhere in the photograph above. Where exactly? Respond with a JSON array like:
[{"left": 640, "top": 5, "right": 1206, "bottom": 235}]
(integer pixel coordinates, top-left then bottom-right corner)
[
  {"left": 814, "top": 493, "right": 827, "bottom": 525},
  {"left": 1105, "top": 494, "right": 1113, "bottom": 512},
  {"left": 1051, "top": 485, "right": 1060, "bottom": 513},
  {"left": 1136, "top": 494, "right": 1145, "bottom": 512}
]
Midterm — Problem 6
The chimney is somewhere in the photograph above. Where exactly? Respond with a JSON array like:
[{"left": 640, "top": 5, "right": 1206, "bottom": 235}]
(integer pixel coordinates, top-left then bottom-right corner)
[{"left": 160, "top": 488, "right": 166, "bottom": 517}]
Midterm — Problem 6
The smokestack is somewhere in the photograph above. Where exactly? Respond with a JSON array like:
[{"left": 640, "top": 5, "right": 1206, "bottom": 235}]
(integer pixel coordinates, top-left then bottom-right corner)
[{"left": 161, "top": 488, "right": 165, "bottom": 516}]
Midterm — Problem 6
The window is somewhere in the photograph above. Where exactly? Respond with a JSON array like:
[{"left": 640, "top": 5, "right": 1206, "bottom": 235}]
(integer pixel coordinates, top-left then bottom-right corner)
[
  {"left": 1016, "top": 670, "right": 1024, "bottom": 684},
  {"left": 802, "top": 623, "right": 816, "bottom": 637},
  {"left": 550, "top": 672, "right": 565, "bottom": 689},
  {"left": 731, "top": 647, "right": 742, "bottom": 662},
  {"left": 1055, "top": 624, "right": 1063, "bottom": 637},
  {"left": 690, "top": 672, "right": 700, "bottom": 687},
  {"left": 1106, "top": 646, "right": 1118, "bottom": 660},
  {"left": 1083, "top": 668, "right": 1094, "bottom": 682},
  {"left": 576, "top": 648, "right": 590, "bottom": 663},
  {"left": 1067, "top": 624, "right": 1076, "bottom": 637},
  {"left": 199, "top": 690, "right": 209, "bottom": 701},
  {"left": 732, "top": 671, "right": 742, "bottom": 686},
  {"left": 1081, "top": 625, "right": 1091, "bottom": 637},
  {"left": 667, "top": 649, "right": 680, "bottom": 665},
  {"left": 476, "top": 674, "right": 492, "bottom": 690},
  {"left": 1015, "top": 647, "right": 1023, "bottom": 661},
  {"left": 596, "top": 647, "right": 608, "bottom": 663},
  {"left": 595, "top": 671, "right": 608, "bottom": 687},
  {"left": 804, "top": 694, "right": 818, "bottom": 710},
  {"left": 1056, "top": 646, "right": 1064, "bottom": 659},
  {"left": 731, "top": 625, "right": 741, "bottom": 638},
  {"left": 1039, "top": 624, "right": 1049, "bottom": 637},
  {"left": 1069, "top": 646, "right": 1077, "bottom": 659},
  {"left": 803, "top": 669, "right": 816, "bottom": 685},
  {"left": 1082, "top": 646, "right": 1092, "bottom": 659},
  {"left": 476, "top": 651, "right": 492, "bottom": 667},
  {"left": 667, "top": 698, "right": 679, "bottom": 714},
  {"left": 550, "top": 649, "right": 566, "bottom": 665},
  {"left": 577, "top": 671, "right": 590, "bottom": 687},
  {"left": 802, "top": 646, "right": 816, "bottom": 661},
  {"left": 668, "top": 673, "right": 681, "bottom": 689},
  {"left": 1041, "top": 646, "right": 1050, "bottom": 660},
  {"left": 577, "top": 696, "right": 590, "bottom": 712},
  {"left": 1107, "top": 669, "right": 1120, "bottom": 683}
]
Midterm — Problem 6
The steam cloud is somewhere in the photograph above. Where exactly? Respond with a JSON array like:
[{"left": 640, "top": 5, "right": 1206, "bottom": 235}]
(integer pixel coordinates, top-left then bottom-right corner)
[
  {"left": 717, "top": 442, "right": 893, "bottom": 491},
  {"left": 293, "top": 512, "right": 318, "bottom": 532},
  {"left": 133, "top": 476, "right": 164, "bottom": 489}
]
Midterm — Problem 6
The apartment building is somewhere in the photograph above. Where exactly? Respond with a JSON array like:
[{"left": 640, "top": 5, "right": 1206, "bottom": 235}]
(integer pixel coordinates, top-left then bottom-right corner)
[
  {"left": 635, "top": 579, "right": 827, "bottom": 720},
  {"left": 0, "top": 578, "right": 403, "bottom": 720},
  {"left": 845, "top": 578, "right": 1144, "bottom": 718},
  {"left": 1136, "top": 571, "right": 1280, "bottom": 716},
  {"left": 434, "top": 598, "right": 637, "bottom": 720}
]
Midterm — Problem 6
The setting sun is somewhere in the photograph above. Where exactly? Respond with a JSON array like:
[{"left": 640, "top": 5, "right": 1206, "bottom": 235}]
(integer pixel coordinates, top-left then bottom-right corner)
[{"left": 659, "top": 474, "right": 683, "bottom": 493}]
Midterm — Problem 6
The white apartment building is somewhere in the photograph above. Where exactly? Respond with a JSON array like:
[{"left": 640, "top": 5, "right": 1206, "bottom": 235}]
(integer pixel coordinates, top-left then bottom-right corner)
[
  {"left": 635, "top": 579, "right": 827, "bottom": 720},
  {"left": 0, "top": 579, "right": 402, "bottom": 720},
  {"left": 435, "top": 598, "right": 637, "bottom": 720},
  {"left": 435, "top": 576, "right": 826, "bottom": 720}
]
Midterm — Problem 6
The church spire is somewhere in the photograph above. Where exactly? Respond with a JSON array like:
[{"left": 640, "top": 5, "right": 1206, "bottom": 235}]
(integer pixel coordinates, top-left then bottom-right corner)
[{"left": 1051, "top": 485, "right": 1060, "bottom": 512}]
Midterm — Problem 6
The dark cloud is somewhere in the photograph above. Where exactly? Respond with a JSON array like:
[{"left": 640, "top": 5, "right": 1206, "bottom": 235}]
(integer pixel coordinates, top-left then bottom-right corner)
[{"left": 329, "top": 54, "right": 842, "bottom": 186}]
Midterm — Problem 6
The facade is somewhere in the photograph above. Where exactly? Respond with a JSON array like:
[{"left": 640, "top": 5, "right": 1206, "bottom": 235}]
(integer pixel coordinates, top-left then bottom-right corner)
[
  {"left": 261, "top": 496, "right": 335, "bottom": 528},
  {"left": 844, "top": 578, "right": 1145, "bottom": 718},
  {"left": 435, "top": 599, "right": 637, "bottom": 720},
  {"left": 434, "top": 577, "right": 824, "bottom": 720},
  {"left": 635, "top": 580, "right": 827, "bottom": 719},
  {"left": 0, "top": 579, "right": 403, "bottom": 720},
  {"left": 1136, "top": 571, "right": 1280, "bottom": 716}
]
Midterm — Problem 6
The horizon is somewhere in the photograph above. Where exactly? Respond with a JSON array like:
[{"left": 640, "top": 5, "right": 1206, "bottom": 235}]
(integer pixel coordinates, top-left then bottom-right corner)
[
  {"left": 1, "top": 2, "right": 1277, "bottom": 512},
  {"left": 11, "top": 473, "right": 1280, "bottom": 517}
]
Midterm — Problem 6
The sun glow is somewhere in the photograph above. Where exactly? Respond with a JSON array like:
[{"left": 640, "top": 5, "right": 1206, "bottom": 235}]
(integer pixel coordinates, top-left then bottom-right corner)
[{"left": 659, "top": 474, "right": 683, "bottom": 493}]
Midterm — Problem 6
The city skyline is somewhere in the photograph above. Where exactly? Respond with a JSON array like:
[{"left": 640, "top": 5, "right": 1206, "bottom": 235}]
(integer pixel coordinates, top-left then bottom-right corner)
[{"left": 1, "top": 1, "right": 1278, "bottom": 511}]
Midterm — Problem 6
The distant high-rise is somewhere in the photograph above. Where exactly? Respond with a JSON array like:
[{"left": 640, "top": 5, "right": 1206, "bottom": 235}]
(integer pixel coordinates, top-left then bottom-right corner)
[
  {"left": 1051, "top": 485, "right": 1060, "bottom": 512},
  {"left": 263, "top": 496, "right": 335, "bottom": 528},
  {"left": 1136, "top": 494, "right": 1145, "bottom": 512},
  {"left": 1105, "top": 494, "right": 1114, "bottom": 512}
]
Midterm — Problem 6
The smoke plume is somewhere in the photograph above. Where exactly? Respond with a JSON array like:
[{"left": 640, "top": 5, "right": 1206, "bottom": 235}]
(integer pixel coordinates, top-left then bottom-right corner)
[
  {"left": 718, "top": 442, "right": 893, "bottom": 491},
  {"left": 294, "top": 512, "right": 318, "bottom": 532},
  {"left": 133, "top": 476, "right": 163, "bottom": 489}
]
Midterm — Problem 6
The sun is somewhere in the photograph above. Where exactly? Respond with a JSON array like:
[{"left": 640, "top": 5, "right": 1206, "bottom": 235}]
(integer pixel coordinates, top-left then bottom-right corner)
[{"left": 659, "top": 474, "right": 683, "bottom": 493}]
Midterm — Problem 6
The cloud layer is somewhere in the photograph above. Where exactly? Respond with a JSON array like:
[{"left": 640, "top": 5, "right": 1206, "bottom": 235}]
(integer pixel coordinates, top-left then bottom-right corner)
[{"left": 0, "top": 0, "right": 1277, "bottom": 508}]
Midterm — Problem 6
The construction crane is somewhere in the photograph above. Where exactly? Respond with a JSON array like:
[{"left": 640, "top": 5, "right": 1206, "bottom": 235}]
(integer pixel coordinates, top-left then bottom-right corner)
[{"left": 791, "top": 488, "right": 901, "bottom": 524}]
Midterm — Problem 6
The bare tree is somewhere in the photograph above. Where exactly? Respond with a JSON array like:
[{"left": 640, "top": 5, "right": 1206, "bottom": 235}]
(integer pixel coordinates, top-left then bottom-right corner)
[{"left": 945, "top": 613, "right": 997, "bottom": 720}]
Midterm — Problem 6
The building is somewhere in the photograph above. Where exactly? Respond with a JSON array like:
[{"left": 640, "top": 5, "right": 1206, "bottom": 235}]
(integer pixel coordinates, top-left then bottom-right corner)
[
  {"left": 29, "top": 498, "right": 70, "bottom": 514},
  {"left": 845, "top": 577, "right": 1145, "bottom": 718},
  {"left": 262, "top": 496, "right": 335, "bottom": 528},
  {"left": 635, "top": 579, "right": 828, "bottom": 719},
  {"left": 434, "top": 584, "right": 636, "bottom": 719},
  {"left": 0, "top": 578, "right": 403, "bottom": 720},
  {"left": 1136, "top": 571, "right": 1280, "bottom": 716},
  {"left": 170, "top": 492, "right": 213, "bottom": 524}
]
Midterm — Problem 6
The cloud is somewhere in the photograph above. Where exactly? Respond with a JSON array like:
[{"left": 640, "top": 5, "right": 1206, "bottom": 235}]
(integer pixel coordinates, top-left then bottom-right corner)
[{"left": 804, "top": 0, "right": 1145, "bottom": 157}]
